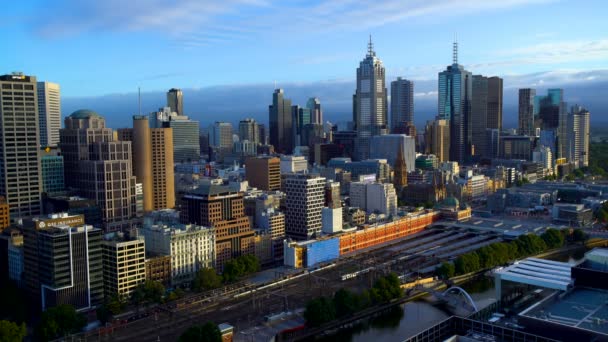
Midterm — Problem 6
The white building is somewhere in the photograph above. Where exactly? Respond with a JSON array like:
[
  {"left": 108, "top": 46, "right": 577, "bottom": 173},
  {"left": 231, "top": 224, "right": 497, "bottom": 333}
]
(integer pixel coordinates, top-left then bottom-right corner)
[
  {"left": 568, "top": 106, "right": 590, "bottom": 168},
  {"left": 280, "top": 155, "right": 308, "bottom": 174},
  {"left": 349, "top": 181, "right": 397, "bottom": 216},
  {"left": 283, "top": 173, "right": 325, "bottom": 240},
  {"left": 37, "top": 81, "right": 61, "bottom": 147},
  {"left": 322, "top": 207, "right": 343, "bottom": 234},
  {"left": 533, "top": 146, "right": 553, "bottom": 175},
  {"left": 140, "top": 217, "right": 215, "bottom": 286},
  {"left": 369, "top": 134, "right": 416, "bottom": 172}
]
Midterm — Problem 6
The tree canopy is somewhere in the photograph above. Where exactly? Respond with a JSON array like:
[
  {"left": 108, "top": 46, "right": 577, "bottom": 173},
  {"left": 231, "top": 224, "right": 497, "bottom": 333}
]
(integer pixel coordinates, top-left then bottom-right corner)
[
  {"left": 178, "top": 322, "right": 221, "bottom": 342},
  {"left": 222, "top": 255, "right": 260, "bottom": 283},
  {"left": 192, "top": 268, "right": 222, "bottom": 292},
  {"left": 0, "top": 320, "right": 26, "bottom": 342},
  {"left": 36, "top": 305, "right": 86, "bottom": 341}
]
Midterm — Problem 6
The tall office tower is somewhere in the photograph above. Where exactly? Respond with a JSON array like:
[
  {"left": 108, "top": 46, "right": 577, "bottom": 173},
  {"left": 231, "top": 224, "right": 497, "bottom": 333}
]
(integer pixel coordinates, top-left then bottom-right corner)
[
  {"left": 181, "top": 180, "right": 255, "bottom": 269},
  {"left": 438, "top": 41, "right": 472, "bottom": 164},
  {"left": 283, "top": 173, "right": 326, "bottom": 240},
  {"left": 150, "top": 107, "right": 200, "bottom": 163},
  {"left": 209, "top": 122, "right": 234, "bottom": 149},
  {"left": 23, "top": 217, "right": 103, "bottom": 311},
  {"left": 537, "top": 89, "right": 567, "bottom": 158},
  {"left": 425, "top": 119, "right": 450, "bottom": 162},
  {"left": 569, "top": 105, "right": 590, "bottom": 168},
  {"left": 393, "top": 145, "right": 408, "bottom": 191},
  {"left": 353, "top": 37, "right": 388, "bottom": 160},
  {"left": 269, "top": 89, "right": 293, "bottom": 154},
  {"left": 119, "top": 117, "right": 175, "bottom": 211},
  {"left": 390, "top": 77, "right": 414, "bottom": 133},
  {"left": 37, "top": 81, "right": 61, "bottom": 147},
  {"left": 238, "top": 118, "right": 260, "bottom": 145},
  {"left": 102, "top": 234, "right": 146, "bottom": 298},
  {"left": 41, "top": 155, "right": 65, "bottom": 194},
  {"left": 166, "top": 88, "right": 184, "bottom": 116},
  {"left": 518, "top": 88, "right": 536, "bottom": 136},
  {"left": 60, "top": 110, "right": 136, "bottom": 232},
  {"left": 487, "top": 77, "right": 503, "bottom": 132},
  {"left": 258, "top": 124, "right": 267, "bottom": 145},
  {"left": 485, "top": 129, "right": 500, "bottom": 160},
  {"left": 245, "top": 156, "right": 281, "bottom": 191},
  {"left": 369, "top": 134, "right": 416, "bottom": 172},
  {"left": 0, "top": 73, "right": 42, "bottom": 218},
  {"left": 293, "top": 105, "right": 312, "bottom": 147},
  {"left": 307, "top": 97, "right": 323, "bottom": 124}
]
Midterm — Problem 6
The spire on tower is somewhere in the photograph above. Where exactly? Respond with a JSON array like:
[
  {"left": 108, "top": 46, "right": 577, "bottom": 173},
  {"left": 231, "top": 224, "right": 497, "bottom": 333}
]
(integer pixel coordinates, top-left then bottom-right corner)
[
  {"left": 453, "top": 33, "right": 458, "bottom": 64},
  {"left": 367, "top": 34, "right": 375, "bottom": 57}
]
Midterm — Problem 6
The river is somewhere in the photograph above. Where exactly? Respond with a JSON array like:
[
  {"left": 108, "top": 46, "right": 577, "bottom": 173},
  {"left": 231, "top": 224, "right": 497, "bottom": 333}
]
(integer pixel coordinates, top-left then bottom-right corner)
[{"left": 317, "top": 248, "right": 587, "bottom": 342}]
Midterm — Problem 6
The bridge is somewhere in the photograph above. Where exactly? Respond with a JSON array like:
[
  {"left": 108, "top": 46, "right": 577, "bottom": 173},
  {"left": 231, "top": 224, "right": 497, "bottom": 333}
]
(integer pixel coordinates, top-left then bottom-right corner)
[{"left": 415, "top": 285, "right": 478, "bottom": 314}]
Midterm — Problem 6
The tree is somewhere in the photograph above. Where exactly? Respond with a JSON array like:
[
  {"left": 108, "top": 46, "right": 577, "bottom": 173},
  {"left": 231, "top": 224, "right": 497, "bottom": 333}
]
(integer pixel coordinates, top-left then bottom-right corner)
[
  {"left": 454, "top": 253, "right": 480, "bottom": 274},
  {"left": 36, "top": 305, "right": 86, "bottom": 341},
  {"left": 0, "top": 320, "right": 26, "bottom": 342},
  {"left": 178, "top": 322, "right": 221, "bottom": 342},
  {"left": 304, "top": 297, "right": 336, "bottom": 327},
  {"left": 436, "top": 262, "right": 455, "bottom": 279},
  {"left": 333, "top": 289, "right": 358, "bottom": 317},
  {"left": 541, "top": 228, "right": 565, "bottom": 249},
  {"left": 192, "top": 268, "right": 222, "bottom": 292},
  {"left": 573, "top": 228, "right": 588, "bottom": 242},
  {"left": 132, "top": 280, "right": 165, "bottom": 305}
]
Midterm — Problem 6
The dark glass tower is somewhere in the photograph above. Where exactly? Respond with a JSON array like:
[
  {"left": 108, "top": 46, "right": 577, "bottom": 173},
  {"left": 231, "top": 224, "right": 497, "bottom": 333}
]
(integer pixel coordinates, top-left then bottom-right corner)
[
  {"left": 390, "top": 77, "right": 414, "bottom": 133},
  {"left": 269, "top": 89, "right": 293, "bottom": 154}
]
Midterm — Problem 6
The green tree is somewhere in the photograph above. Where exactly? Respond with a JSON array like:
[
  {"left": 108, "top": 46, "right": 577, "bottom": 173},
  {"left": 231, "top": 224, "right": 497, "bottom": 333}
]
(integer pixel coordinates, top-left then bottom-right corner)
[
  {"left": 454, "top": 253, "right": 480, "bottom": 274},
  {"left": 333, "top": 289, "right": 358, "bottom": 317},
  {"left": 304, "top": 297, "right": 336, "bottom": 327},
  {"left": 541, "top": 228, "right": 565, "bottom": 249},
  {"left": 573, "top": 228, "right": 588, "bottom": 242},
  {"left": 178, "top": 322, "right": 222, "bottom": 342},
  {"left": 192, "top": 268, "right": 222, "bottom": 291},
  {"left": 436, "top": 262, "right": 455, "bottom": 279},
  {"left": 0, "top": 320, "right": 27, "bottom": 342},
  {"left": 36, "top": 305, "right": 86, "bottom": 341}
]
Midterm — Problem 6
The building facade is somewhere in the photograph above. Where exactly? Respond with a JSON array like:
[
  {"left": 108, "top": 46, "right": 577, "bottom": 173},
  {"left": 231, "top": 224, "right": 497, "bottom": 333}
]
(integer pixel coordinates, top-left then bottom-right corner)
[
  {"left": 0, "top": 73, "right": 43, "bottom": 218},
  {"left": 518, "top": 88, "right": 536, "bottom": 136},
  {"left": 102, "top": 234, "right": 146, "bottom": 298},
  {"left": 369, "top": 134, "right": 415, "bottom": 172},
  {"left": 37, "top": 81, "right": 61, "bottom": 147},
  {"left": 269, "top": 89, "right": 293, "bottom": 154},
  {"left": 245, "top": 156, "right": 281, "bottom": 191},
  {"left": 568, "top": 105, "right": 590, "bottom": 168},
  {"left": 150, "top": 107, "right": 200, "bottom": 163},
  {"left": 390, "top": 77, "right": 414, "bottom": 133},
  {"left": 283, "top": 174, "right": 326, "bottom": 240},
  {"left": 41, "top": 155, "right": 65, "bottom": 194},
  {"left": 167, "top": 88, "right": 184, "bottom": 116}
]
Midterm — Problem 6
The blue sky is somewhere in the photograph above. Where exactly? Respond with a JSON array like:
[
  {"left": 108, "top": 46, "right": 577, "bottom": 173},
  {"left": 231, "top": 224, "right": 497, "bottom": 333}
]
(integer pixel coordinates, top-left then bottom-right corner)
[{"left": 3, "top": 0, "right": 607, "bottom": 99}]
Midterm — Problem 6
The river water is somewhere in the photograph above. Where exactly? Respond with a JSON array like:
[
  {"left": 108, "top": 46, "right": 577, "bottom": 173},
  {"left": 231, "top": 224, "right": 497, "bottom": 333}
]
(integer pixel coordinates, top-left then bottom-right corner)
[{"left": 319, "top": 248, "right": 586, "bottom": 342}]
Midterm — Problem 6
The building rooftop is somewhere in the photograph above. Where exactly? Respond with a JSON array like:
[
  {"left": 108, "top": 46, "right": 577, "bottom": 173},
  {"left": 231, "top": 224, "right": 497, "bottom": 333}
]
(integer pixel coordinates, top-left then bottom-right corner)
[
  {"left": 69, "top": 109, "right": 102, "bottom": 119},
  {"left": 495, "top": 258, "right": 573, "bottom": 292}
]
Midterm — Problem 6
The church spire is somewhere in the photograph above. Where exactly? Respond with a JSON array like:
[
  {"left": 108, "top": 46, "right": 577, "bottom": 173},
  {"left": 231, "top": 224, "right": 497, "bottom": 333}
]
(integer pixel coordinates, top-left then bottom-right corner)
[{"left": 393, "top": 145, "right": 407, "bottom": 190}]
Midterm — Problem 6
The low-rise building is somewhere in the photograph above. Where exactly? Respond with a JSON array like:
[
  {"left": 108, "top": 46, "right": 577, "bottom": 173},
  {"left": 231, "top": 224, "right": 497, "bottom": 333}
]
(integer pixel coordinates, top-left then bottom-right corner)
[
  {"left": 145, "top": 254, "right": 171, "bottom": 287},
  {"left": 102, "top": 232, "right": 146, "bottom": 298}
]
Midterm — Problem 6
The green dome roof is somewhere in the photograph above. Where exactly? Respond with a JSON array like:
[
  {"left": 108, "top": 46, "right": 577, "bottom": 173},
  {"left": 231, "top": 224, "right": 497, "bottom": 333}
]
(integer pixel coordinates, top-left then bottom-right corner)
[{"left": 69, "top": 109, "right": 101, "bottom": 119}]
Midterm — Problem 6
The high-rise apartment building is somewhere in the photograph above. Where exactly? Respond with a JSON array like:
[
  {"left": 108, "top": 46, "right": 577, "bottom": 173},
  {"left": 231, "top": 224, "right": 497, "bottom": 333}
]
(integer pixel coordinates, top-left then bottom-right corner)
[
  {"left": 353, "top": 37, "right": 388, "bottom": 160},
  {"left": 438, "top": 42, "right": 472, "bottom": 164},
  {"left": 166, "top": 88, "right": 184, "bottom": 116},
  {"left": 569, "top": 105, "right": 590, "bottom": 168},
  {"left": 60, "top": 110, "right": 137, "bottom": 232},
  {"left": 150, "top": 107, "right": 200, "bottom": 163},
  {"left": 390, "top": 77, "right": 414, "bottom": 133},
  {"left": 424, "top": 119, "right": 450, "bottom": 163},
  {"left": 518, "top": 88, "right": 536, "bottom": 136},
  {"left": 0, "top": 73, "right": 42, "bottom": 218},
  {"left": 245, "top": 156, "right": 281, "bottom": 191},
  {"left": 181, "top": 180, "right": 255, "bottom": 269},
  {"left": 102, "top": 234, "right": 146, "bottom": 298},
  {"left": 283, "top": 174, "right": 326, "bottom": 240},
  {"left": 269, "top": 89, "right": 293, "bottom": 154},
  {"left": 37, "top": 81, "right": 61, "bottom": 147},
  {"left": 307, "top": 97, "right": 323, "bottom": 125},
  {"left": 238, "top": 118, "right": 260, "bottom": 145}
]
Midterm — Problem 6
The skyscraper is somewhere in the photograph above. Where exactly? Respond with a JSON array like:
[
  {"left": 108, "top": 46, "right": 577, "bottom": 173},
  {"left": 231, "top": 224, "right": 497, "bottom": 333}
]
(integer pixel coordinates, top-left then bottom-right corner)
[
  {"left": 390, "top": 77, "right": 414, "bottom": 133},
  {"left": 353, "top": 36, "right": 388, "bottom": 160},
  {"left": 438, "top": 41, "right": 472, "bottom": 164},
  {"left": 293, "top": 105, "right": 311, "bottom": 147},
  {"left": 150, "top": 107, "right": 200, "bottom": 163},
  {"left": 283, "top": 173, "right": 326, "bottom": 240},
  {"left": 37, "top": 81, "right": 61, "bottom": 147},
  {"left": 471, "top": 75, "right": 502, "bottom": 158},
  {"left": 269, "top": 89, "right": 293, "bottom": 154},
  {"left": 0, "top": 73, "right": 43, "bottom": 218},
  {"left": 568, "top": 105, "right": 590, "bottom": 168},
  {"left": 238, "top": 118, "right": 260, "bottom": 145},
  {"left": 60, "top": 110, "right": 137, "bottom": 232},
  {"left": 536, "top": 89, "right": 567, "bottom": 159},
  {"left": 424, "top": 119, "right": 450, "bottom": 163},
  {"left": 307, "top": 97, "right": 323, "bottom": 124},
  {"left": 123, "top": 116, "right": 176, "bottom": 212},
  {"left": 518, "top": 88, "right": 536, "bottom": 136},
  {"left": 167, "top": 88, "right": 184, "bottom": 116}
]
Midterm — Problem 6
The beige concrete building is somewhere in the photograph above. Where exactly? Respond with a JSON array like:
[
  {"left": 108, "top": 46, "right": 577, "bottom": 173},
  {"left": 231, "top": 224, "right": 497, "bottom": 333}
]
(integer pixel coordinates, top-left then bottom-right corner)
[
  {"left": 37, "top": 81, "right": 61, "bottom": 147},
  {"left": 0, "top": 73, "right": 43, "bottom": 218},
  {"left": 425, "top": 119, "right": 450, "bottom": 163},
  {"left": 245, "top": 156, "right": 281, "bottom": 191},
  {"left": 133, "top": 116, "right": 153, "bottom": 211},
  {"left": 102, "top": 234, "right": 146, "bottom": 298}
]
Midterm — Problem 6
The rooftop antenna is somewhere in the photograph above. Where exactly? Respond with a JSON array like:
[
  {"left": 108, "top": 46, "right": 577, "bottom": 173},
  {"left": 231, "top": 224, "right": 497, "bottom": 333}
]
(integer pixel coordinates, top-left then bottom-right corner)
[
  {"left": 367, "top": 34, "right": 374, "bottom": 56},
  {"left": 138, "top": 86, "right": 141, "bottom": 116},
  {"left": 453, "top": 33, "right": 458, "bottom": 64}
]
